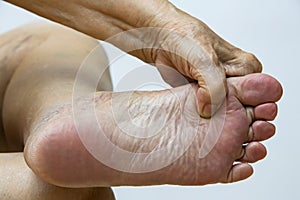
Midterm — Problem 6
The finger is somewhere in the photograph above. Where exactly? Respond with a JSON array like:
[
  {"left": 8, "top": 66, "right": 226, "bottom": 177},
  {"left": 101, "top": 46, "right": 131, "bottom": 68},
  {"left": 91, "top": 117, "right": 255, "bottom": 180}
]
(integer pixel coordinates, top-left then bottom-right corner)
[
  {"left": 213, "top": 39, "right": 262, "bottom": 76},
  {"left": 224, "top": 51, "right": 263, "bottom": 76},
  {"left": 196, "top": 67, "right": 227, "bottom": 118},
  {"left": 156, "top": 63, "right": 195, "bottom": 87}
]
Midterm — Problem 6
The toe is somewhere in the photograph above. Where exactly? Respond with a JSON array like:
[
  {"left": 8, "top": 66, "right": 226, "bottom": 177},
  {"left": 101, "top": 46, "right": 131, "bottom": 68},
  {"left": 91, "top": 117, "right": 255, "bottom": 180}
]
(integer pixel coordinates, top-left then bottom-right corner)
[
  {"left": 245, "top": 121, "right": 276, "bottom": 143},
  {"left": 223, "top": 163, "right": 253, "bottom": 183},
  {"left": 254, "top": 103, "right": 278, "bottom": 121},
  {"left": 238, "top": 142, "right": 267, "bottom": 163},
  {"left": 245, "top": 107, "right": 255, "bottom": 125},
  {"left": 229, "top": 73, "right": 283, "bottom": 106},
  {"left": 252, "top": 121, "right": 276, "bottom": 141}
]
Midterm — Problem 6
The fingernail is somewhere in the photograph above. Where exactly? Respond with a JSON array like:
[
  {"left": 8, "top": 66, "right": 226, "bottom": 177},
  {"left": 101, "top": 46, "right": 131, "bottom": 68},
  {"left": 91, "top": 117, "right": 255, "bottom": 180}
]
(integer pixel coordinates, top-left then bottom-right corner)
[{"left": 200, "top": 103, "right": 212, "bottom": 119}]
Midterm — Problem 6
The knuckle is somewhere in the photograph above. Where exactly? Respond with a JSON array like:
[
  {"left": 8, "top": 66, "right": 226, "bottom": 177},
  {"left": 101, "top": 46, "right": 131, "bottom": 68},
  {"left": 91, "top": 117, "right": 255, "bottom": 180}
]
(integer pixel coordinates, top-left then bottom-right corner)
[{"left": 244, "top": 53, "right": 263, "bottom": 72}]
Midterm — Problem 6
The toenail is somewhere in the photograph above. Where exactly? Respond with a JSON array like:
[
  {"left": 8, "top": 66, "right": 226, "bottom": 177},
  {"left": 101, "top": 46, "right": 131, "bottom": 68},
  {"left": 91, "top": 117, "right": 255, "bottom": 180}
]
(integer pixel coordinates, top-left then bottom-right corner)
[
  {"left": 270, "top": 104, "right": 278, "bottom": 120},
  {"left": 239, "top": 144, "right": 247, "bottom": 160},
  {"left": 246, "top": 107, "right": 255, "bottom": 125},
  {"left": 248, "top": 126, "right": 254, "bottom": 142}
]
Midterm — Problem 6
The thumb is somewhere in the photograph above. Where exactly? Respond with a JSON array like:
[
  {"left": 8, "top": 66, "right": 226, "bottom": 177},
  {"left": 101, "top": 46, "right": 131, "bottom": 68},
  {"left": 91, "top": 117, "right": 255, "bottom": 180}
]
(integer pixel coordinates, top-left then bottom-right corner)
[{"left": 196, "top": 67, "right": 227, "bottom": 118}]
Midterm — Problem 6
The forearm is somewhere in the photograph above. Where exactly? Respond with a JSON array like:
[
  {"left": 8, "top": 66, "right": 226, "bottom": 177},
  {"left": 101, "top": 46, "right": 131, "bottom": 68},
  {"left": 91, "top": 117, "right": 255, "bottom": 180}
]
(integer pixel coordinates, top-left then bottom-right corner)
[
  {"left": 5, "top": 0, "right": 173, "bottom": 38},
  {"left": 4, "top": 0, "right": 185, "bottom": 62}
]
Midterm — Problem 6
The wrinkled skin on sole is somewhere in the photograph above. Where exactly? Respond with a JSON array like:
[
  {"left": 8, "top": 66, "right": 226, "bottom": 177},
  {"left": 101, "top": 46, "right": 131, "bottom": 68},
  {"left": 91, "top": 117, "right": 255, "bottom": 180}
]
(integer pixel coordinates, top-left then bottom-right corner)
[{"left": 24, "top": 74, "right": 282, "bottom": 187}]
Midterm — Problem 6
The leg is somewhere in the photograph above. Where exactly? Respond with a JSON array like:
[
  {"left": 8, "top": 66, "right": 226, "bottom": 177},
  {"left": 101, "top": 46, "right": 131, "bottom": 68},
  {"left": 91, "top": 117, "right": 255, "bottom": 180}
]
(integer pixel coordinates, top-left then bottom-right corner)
[
  {"left": 3, "top": 24, "right": 282, "bottom": 186},
  {"left": 1, "top": 22, "right": 114, "bottom": 199},
  {"left": 3, "top": 22, "right": 112, "bottom": 150},
  {"left": 0, "top": 153, "right": 115, "bottom": 200},
  {"left": 0, "top": 26, "right": 48, "bottom": 151}
]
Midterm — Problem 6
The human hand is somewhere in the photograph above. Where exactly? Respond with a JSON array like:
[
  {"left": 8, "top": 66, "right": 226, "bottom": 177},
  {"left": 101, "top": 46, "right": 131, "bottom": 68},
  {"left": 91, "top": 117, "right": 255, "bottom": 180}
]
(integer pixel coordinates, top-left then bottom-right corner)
[
  {"left": 4, "top": 0, "right": 262, "bottom": 118},
  {"left": 145, "top": 5, "right": 262, "bottom": 118}
]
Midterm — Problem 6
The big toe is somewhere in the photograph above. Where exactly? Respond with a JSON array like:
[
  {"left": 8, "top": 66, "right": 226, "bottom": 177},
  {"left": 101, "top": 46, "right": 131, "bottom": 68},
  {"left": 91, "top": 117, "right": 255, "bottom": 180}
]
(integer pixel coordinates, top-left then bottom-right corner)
[{"left": 229, "top": 73, "right": 283, "bottom": 106}]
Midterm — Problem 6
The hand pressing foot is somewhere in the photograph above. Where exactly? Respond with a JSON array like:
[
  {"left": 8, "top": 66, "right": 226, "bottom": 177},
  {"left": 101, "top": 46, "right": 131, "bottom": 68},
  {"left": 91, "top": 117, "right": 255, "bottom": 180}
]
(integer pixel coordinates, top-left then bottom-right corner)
[{"left": 23, "top": 73, "right": 282, "bottom": 187}]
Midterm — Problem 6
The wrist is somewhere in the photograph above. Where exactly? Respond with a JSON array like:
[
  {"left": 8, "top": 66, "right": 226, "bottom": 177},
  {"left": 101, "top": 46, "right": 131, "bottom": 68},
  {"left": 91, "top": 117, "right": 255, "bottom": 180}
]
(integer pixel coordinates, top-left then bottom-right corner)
[
  {"left": 114, "top": 0, "right": 175, "bottom": 28},
  {"left": 144, "top": 1, "right": 180, "bottom": 28}
]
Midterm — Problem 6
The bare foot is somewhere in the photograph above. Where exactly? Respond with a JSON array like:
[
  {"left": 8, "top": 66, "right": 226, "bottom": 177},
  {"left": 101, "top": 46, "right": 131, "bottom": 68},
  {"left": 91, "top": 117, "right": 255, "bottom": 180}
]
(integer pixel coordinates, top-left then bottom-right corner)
[{"left": 23, "top": 73, "right": 282, "bottom": 187}]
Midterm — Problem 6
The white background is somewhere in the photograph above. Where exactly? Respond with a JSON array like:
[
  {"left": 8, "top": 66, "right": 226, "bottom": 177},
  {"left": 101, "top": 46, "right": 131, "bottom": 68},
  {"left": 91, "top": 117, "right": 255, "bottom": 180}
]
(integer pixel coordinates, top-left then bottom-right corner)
[{"left": 0, "top": 0, "right": 299, "bottom": 199}]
